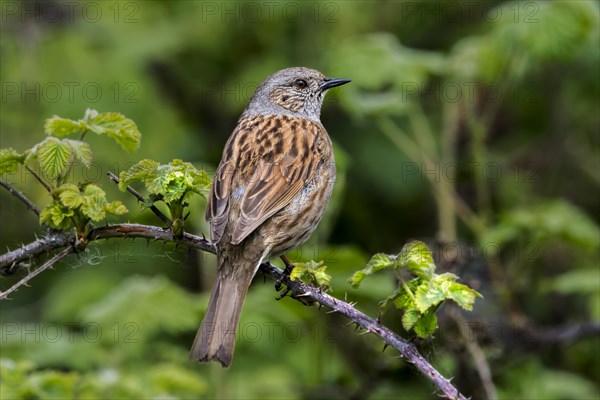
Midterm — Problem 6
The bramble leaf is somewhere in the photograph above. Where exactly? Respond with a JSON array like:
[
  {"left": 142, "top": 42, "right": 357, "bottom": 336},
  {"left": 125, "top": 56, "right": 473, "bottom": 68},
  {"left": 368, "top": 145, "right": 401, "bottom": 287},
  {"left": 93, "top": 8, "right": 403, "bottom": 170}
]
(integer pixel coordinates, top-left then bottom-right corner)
[
  {"left": 401, "top": 307, "right": 421, "bottom": 331},
  {"left": 119, "top": 159, "right": 210, "bottom": 203},
  {"left": 413, "top": 311, "right": 437, "bottom": 338},
  {"left": 397, "top": 241, "right": 435, "bottom": 279},
  {"left": 40, "top": 201, "right": 75, "bottom": 231},
  {"left": 86, "top": 112, "right": 141, "bottom": 153},
  {"left": 104, "top": 201, "right": 128, "bottom": 216},
  {"left": 37, "top": 137, "right": 71, "bottom": 179},
  {"left": 56, "top": 183, "right": 83, "bottom": 208},
  {"left": 47, "top": 183, "right": 129, "bottom": 230},
  {"left": 414, "top": 280, "right": 446, "bottom": 313},
  {"left": 447, "top": 282, "right": 481, "bottom": 311},
  {"left": 118, "top": 159, "right": 160, "bottom": 191},
  {"left": 64, "top": 139, "right": 93, "bottom": 168},
  {"left": 290, "top": 260, "right": 331, "bottom": 291},
  {"left": 348, "top": 253, "right": 395, "bottom": 288},
  {"left": 80, "top": 184, "right": 108, "bottom": 221},
  {"left": 0, "top": 148, "right": 25, "bottom": 174},
  {"left": 350, "top": 241, "right": 481, "bottom": 339},
  {"left": 44, "top": 116, "right": 86, "bottom": 137}
]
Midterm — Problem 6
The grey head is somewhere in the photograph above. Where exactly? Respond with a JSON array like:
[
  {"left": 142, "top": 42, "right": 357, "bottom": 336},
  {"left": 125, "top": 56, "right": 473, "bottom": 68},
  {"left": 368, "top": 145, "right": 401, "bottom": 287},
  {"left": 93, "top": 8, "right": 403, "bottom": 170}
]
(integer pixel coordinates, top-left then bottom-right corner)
[{"left": 241, "top": 67, "right": 351, "bottom": 122}]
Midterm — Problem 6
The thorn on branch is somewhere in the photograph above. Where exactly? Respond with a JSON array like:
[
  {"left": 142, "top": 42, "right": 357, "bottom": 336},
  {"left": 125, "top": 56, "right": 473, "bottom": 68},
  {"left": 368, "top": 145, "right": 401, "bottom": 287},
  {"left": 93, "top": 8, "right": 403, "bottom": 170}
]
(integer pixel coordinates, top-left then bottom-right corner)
[
  {"left": 0, "top": 225, "right": 468, "bottom": 399},
  {"left": 0, "top": 246, "right": 73, "bottom": 301}
]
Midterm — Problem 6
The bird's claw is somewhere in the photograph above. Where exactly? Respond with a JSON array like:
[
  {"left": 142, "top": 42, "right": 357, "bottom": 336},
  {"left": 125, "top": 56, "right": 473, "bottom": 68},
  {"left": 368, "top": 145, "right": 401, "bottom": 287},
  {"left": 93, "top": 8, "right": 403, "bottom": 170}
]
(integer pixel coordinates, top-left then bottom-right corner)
[{"left": 274, "top": 255, "right": 295, "bottom": 292}]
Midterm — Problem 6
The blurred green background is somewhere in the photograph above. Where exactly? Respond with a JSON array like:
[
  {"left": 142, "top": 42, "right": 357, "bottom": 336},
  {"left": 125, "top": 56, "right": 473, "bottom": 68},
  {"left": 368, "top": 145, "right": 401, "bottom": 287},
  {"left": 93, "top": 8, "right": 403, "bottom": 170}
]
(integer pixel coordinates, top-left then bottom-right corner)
[{"left": 1, "top": 1, "right": 599, "bottom": 399}]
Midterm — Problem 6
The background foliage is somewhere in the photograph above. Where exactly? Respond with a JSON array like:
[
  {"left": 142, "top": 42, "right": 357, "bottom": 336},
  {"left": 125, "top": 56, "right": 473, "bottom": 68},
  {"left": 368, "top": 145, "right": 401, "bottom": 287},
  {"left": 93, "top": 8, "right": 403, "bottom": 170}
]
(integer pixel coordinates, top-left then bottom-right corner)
[{"left": 1, "top": 1, "right": 599, "bottom": 399}]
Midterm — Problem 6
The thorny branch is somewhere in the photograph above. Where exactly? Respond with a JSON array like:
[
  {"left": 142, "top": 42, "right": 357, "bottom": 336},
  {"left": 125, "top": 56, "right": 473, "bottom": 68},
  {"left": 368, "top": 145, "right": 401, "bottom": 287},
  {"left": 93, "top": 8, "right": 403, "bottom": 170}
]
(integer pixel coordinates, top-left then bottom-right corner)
[
  {"left": 0, "top": 246, "right": 73, "bottom": 300},
  {"left": 0, "top": 221, "right": 466, "bottom": 399},
  {"left": 1, "top": 177, "right": 597, "bottom": 399}
]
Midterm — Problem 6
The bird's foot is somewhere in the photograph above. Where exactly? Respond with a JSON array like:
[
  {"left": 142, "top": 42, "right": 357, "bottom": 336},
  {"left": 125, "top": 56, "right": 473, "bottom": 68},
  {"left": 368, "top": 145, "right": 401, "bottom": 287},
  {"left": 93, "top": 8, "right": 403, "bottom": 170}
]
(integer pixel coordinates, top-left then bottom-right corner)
[{"left": 274, "top": 255, "right": 295, "bottom": 292}]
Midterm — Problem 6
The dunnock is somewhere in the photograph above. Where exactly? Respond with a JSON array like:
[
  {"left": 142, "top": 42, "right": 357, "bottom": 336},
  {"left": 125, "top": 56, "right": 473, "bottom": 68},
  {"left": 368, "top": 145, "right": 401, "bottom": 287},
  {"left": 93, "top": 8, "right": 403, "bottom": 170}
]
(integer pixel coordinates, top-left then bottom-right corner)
[{"left": 190, "top": 67, "right": 350, "bottom": 367}]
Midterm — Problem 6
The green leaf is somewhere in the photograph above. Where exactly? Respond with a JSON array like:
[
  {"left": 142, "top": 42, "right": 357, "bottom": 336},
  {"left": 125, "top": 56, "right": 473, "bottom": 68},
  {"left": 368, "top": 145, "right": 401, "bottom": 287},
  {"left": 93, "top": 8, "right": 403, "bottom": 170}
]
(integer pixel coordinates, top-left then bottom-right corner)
[
  {"left": 447, "top": 282, "right": 482, "bottom": 311},
  {"left": 413, "top": 311, "right": 437, "bottom": 338},
  {"left": 79, "top": 184, "right": 108, "bottom": 221},
  {"left": 190, "top": 167, "right": 212, "bottom": 195},
  {"left": 414, "top": 280, "right": 446, "bottom": 313},
  {"left": 37, "top": 137, "right": 71, "bottom": 179},
  {"left": 290, "top": 260, "right": 331, "bottom": 291},
  {"left": 401, "top": 307, "right": 421, "bottom": 331},
  {"left": 397, "top": 241, "right": 436, "bottom": 279},
  {"left": 104, "top": 201, "right": 128, "bottom": 216},
  {"left": 44, "top": 116, "right": 86, "bottom": 137},
  {"left": 56, "top": 183, "right": 83, "bottom": 208},
  {"left": 0, "top": 148, "right": 25, "bottom": 174},
  {"left": 348, "top": 253, "right": 395, "bottom": 288},
  {"left": 118, "top": 159, "right": 160, "bottom": 191},
  {"left": 392, "top": 288, "right": 415, "bottom": 310},
  {"left": 64, "top": 139, "right": 93, "bottom": 168},
  {"left": 87, "top": 112, "right": 141, "bottom": 153},
  {"left": 160, "top": 175, "right": 186, "bottom": 203},
  {"left": 119, "top": 159, "right": 211, "bottom": 206},
  {"left": 40, "top": 201, "right": 75, "bottom": 230},
  {"left": 145, "top": 166, "right": 171, "bottom": 195}
]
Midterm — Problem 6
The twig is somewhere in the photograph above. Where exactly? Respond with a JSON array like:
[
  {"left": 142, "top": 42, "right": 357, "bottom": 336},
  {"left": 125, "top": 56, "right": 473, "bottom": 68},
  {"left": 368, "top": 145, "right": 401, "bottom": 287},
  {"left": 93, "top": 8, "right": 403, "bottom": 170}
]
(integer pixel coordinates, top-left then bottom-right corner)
[
  {"left": 450, "top": 308, "right": 497, "bottom": 400},
  {"left": 262, "top": 262, "right": 468, "bottom": 400},
  {"left": 0, "top": 179, "right": 40, "bottom": 216},
  {"left": 517, "top": 321, "right": 600, "bottom": 345},
  {"left": 0, "top": 223, "right": 466, "bottom": 399},
  {"left": 0, "top": 224, "right": 211, "bottom": 271},
  {"left": 0, "top": 232, "right": 74, "bottom": 274},
  {"left": 0, "top": 246, "right": 73, "bottom": 300},
  {"left": 25, "top": 166, "right": 52, "bottom": 193},
  {"left": 106, "top": 172, "right": 172, "bottom": 228}
]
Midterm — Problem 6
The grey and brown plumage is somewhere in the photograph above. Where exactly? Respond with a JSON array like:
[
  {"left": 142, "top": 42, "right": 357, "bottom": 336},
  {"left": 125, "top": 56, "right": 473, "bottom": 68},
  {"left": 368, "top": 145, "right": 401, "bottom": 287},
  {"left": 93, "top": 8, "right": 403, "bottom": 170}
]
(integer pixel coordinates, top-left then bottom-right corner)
[{"left": 190, "top": 67, "right": 350, "bottom": 367}]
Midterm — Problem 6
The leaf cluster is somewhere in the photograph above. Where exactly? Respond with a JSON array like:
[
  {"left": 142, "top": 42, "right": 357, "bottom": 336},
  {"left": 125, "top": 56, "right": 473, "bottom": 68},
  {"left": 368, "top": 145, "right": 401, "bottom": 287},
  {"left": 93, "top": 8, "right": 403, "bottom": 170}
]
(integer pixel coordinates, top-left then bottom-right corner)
[
  {"left": 40, "top": 183, "right": 127, "bottom": 234},
  {"left": 289, "top": 260, "right": 332, "bottom": 292},
  {"left": 349, "top": 241, "right": 482, "bottom": 338},
  {"left": 118, "top": 159, "right": 211, "bottom": 237},
  {"left": 0, "top": 109, "right": 139, "bottom": 236}
]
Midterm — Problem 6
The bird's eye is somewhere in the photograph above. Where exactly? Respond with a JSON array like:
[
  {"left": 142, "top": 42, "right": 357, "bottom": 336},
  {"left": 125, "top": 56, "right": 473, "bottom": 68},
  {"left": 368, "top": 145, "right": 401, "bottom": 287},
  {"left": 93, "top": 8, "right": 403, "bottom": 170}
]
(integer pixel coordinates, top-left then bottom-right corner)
[{"left": 293, "top": 79, "right": 308, "bottom": 89}]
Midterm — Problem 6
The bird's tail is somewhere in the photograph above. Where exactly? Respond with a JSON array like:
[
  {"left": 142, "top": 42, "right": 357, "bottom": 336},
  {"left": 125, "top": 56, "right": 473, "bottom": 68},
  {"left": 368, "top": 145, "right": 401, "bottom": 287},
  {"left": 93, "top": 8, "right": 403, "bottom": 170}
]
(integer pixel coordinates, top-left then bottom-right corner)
[{"left": 189, "top": 258, "right": 257, "bottom": 367}]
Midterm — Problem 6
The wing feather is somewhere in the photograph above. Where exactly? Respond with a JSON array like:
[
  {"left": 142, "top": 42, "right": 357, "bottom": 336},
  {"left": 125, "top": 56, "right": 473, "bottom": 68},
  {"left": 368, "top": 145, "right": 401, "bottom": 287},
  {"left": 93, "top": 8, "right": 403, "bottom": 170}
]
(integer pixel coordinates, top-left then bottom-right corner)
[
  {"left": 206, "top": 115, "right": 325, "bottom": 246},
  {"left": 232, "top": 118, "right": 322, "bottom": 244}
]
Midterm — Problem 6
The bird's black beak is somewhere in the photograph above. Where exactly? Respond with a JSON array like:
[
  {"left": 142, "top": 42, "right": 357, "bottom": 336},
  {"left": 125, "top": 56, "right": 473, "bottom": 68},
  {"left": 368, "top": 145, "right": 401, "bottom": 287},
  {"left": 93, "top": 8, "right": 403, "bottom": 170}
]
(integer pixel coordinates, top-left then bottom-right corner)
[{"left": 319, "top": 77, "right": 351, "bottom": 91}]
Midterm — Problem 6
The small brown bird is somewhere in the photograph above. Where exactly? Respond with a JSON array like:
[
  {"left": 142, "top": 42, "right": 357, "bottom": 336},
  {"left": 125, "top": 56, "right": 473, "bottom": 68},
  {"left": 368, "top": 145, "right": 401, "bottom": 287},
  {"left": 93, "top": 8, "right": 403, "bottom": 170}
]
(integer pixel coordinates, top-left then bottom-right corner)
[{"left": 189, "top": 67, "right": 350, "bottom": 367}]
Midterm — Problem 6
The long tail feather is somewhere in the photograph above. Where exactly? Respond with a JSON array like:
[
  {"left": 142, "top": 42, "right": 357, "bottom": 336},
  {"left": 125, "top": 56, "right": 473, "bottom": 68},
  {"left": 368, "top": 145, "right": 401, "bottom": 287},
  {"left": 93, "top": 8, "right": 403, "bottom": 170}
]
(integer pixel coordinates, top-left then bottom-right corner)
[{"left": 189, "top": 258, "right": 257, "bottom": 367}]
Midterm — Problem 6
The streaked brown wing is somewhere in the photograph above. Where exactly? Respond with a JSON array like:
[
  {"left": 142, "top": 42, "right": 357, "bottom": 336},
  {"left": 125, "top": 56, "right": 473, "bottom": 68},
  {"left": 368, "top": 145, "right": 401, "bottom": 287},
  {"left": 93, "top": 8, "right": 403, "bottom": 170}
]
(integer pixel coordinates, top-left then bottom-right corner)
[
  {"left": 205, "top": 134, "right": 237, "bottom": 243},
  {"left": 207, "top": 115, "right": 324, "bottom": 245},
  {"left": 231, "top": 116, "right": 323, "bottom": 245}
]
